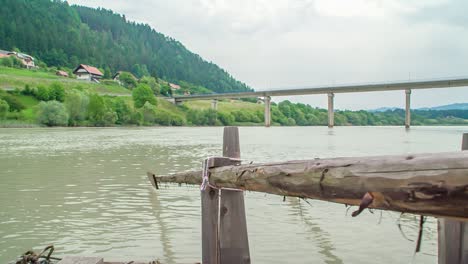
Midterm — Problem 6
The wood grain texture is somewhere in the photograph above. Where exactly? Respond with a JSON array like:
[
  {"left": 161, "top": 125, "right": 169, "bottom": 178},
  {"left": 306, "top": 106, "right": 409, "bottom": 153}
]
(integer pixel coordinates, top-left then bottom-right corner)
[
  {"left": 438, "top": 133, "right": 468, "bottom": 264},
  {"left": 156, "top": 151, "right": 468, "bottom": 219},
  {"left": 219, "top": 127, "right": 250, "bottom": 264}
]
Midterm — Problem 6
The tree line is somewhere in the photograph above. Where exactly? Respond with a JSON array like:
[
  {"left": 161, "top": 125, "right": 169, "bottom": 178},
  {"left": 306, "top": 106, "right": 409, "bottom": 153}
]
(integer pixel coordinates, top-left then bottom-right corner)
[
  {"left": 1, "top": 84, "right": 467, "bottom": 127},
  {"left": 0, "top": 0, "right": 252, "bottom": 94}
]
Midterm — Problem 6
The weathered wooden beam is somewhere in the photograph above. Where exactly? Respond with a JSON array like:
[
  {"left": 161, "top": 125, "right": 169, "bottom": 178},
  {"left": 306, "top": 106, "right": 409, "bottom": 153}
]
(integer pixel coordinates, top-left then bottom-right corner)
[
  {"left": 438, "top": 134, "right": 468, "bottom": 263},
  {"left": 219, "top": 127, "right": 250, "bottom": 264},
  {"left": 154, "top": 151, "right": 468, "bottom": 219}
]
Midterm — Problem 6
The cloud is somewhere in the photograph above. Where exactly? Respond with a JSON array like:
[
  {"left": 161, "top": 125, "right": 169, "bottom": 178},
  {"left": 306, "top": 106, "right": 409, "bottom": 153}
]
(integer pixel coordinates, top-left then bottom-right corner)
[{"left": 68, "top": 0, "right": 468, "bottom": 109}]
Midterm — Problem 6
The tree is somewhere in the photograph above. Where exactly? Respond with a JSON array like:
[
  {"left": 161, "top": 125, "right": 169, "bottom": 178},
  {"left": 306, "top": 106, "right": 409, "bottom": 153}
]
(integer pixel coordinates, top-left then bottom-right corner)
[
  {"left": 87, "top": 94, "right": 117, "bottom": 126},
  {"left": 35, "top": 85, "right": 50, "bottom": 101},
  {"left": 65, "top": 90, "right": 89, "bottom": 126},
  {"left": 49, "top": 82, "right": 65, "bottom": 102},
  {"left": 119, "top": 72, "right": 137, "bottom": 89},
  {"left": 113, "top": 98, "right": 135, "bottom": 124},
  {"left": 132, "top": 84, "right": 157, "bottom": 108},
  {"left": 0, "top": 99, "right": 9, "bottom": 119},
  {"left": 139, "top": 76, "right": 160, "bottom": 95},
  {"left": 103, "top": 66, "right": 112, "bottom": 79},
  {"left": 36, "top": 101, "right": 69, "bottom": 126},
  {"left": 140, "top": 101, "right": 157, "bottom": 125}
]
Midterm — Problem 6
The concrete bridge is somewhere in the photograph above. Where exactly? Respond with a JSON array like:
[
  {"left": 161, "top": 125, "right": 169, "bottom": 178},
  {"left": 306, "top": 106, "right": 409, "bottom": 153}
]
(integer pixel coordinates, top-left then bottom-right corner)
[{"left": 173, "top": 77, "right": 468, "bottom": 128}]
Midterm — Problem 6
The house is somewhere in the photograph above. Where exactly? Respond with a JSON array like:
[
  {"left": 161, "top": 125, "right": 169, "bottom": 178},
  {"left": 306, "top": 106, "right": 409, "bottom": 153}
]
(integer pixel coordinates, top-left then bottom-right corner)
[
  {"left": 73, "top": 64, "right": 103, "bottom": 82},
  {"left": 15, "top": 52, "right": 36, "bottom": 69},
  {"left": 0, "top": 50, "right": 10, "bottom": 59},
  {"left": 56, "top": 70, "right": 69, "bottom": 78},
  {"left": 169, "top": 83, "right": 181, "bottom": 90},
  {"left": 0, "top": 50, "right": 36, "bottom": 68}
]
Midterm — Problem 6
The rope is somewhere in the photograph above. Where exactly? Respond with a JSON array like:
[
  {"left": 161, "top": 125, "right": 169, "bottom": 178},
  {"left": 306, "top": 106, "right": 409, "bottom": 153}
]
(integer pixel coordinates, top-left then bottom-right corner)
[{"left": 200, "top": 157, "right": 242, "bottom": 192}]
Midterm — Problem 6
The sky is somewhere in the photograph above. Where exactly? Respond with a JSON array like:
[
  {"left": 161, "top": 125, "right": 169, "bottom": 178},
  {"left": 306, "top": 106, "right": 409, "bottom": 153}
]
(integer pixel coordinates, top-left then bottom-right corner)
[{"left": 67, "top": 0, "right": 468, "bottom": 110}]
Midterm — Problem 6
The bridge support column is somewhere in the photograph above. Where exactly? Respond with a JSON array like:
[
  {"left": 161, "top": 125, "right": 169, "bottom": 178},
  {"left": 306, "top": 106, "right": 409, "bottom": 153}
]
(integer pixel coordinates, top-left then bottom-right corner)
[
  {"left": 264, "top": 96, "right": 271, "bottom": 127},
  {"left": 175, "top": 99, "right": 183, "bottom": 106},
  {"left": 211, "top": 99, "right": 218, "bottom": 110},
  {"left": 328, "top": 93, "right": 334, "bottom": 128},
  {"left": 405, "top": 89, "right": 411, "bottom": 128}
]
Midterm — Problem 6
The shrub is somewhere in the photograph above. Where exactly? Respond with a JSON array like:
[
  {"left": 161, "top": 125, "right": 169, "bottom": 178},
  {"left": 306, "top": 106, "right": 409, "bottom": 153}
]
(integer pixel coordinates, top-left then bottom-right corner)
[
  {"left": 119, "top": 72, "right": 138, "bottom": 89},
  {"left": 0, "top": 99, "right": 9, "bottom": 119},
  {"left": 0, "top": 93, "right": 25, "bottom": 111},
  {"left": 35, "top": 85, "right": 50, "bottom": 101},
  {"left": 217, "top": 111, "right": 235, "bottom": 125},
  {"left": 132, "top": 84, "right": 157, "bottom": 108},
  {"left": 36, "top": 101, "right": 69, "bottom": 126},
  {"left": 87, "top": 94, "right": 116, "bottom": 126},
  {"left": 49, "top": 82, "right": 65, "bottom": 102},
  {"left": 65, "top": 90, "right": 89, "bottom": 126}
]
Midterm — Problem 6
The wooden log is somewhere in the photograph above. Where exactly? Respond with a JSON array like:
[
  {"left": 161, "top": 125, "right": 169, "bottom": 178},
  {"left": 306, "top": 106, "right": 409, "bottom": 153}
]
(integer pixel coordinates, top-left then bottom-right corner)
[
  {"left": 155, "top": 151, "right": 468, "bottom": 219},
  {"left": 438, "top": 134, "right": 468, "bottom": 263},
  {"left": 219, "top": 127, "right": 250, "bottom": 264}
]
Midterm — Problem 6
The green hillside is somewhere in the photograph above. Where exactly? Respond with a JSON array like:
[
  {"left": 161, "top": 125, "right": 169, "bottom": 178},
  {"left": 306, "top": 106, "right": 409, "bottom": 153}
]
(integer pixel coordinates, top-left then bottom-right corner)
[{"left": 0, "top": 0, "right": 252, "bottom": 94}]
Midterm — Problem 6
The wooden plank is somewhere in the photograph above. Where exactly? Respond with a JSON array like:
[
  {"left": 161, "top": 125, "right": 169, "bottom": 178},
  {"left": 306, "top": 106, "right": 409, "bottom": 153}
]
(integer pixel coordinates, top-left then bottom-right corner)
[
  {"left": 438, "top": 133, "right": 468, "bottom": 263},
  {"left": 219, "top": 127, "right": 250, "bottom": 264},
  {"left": 156, "top": 151, "right": 468, "bottom": 219},
  {"left": 58, "top": 256, "right": 103, "bottom": 264},
  {"left": 201, "top": 186, "right": 220, "bottom": 264}
]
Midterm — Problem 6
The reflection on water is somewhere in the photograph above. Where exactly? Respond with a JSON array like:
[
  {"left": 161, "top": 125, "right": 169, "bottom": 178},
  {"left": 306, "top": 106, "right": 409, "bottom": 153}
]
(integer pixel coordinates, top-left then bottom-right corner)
[
  {"left": 0, "top": 126, "right": 465, "bottom": 263},
  {"left": 289, "top": 198, "right": 343, "bottom": 264}
]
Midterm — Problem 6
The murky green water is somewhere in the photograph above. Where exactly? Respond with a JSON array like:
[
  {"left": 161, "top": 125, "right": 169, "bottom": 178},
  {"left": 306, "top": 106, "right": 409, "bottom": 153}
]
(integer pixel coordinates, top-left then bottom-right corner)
[{"left": 1, "top": 126, "right": 466, "bottom": 263}]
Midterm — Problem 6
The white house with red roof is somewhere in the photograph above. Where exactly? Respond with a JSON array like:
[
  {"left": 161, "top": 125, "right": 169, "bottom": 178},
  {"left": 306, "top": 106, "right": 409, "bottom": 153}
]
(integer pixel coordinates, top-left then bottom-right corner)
[{"left": 73, "top": 64, "right": 103, "bottom": 82}]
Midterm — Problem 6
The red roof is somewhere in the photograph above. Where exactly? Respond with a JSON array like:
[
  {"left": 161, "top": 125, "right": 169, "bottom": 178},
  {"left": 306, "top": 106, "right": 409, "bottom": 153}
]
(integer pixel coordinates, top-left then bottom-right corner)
[
  {"left": 0, "top": 54, "right": 10, "bottom": 59},
  {"left": 74, "top": 64, "right": 103, "bottom": 76},
  {"left": 169, "top": 83, "right": 181, "bottom": 89}
]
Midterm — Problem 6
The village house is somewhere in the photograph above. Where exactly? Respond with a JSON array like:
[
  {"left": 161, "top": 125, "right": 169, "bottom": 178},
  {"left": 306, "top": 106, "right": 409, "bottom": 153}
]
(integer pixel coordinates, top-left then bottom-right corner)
[
  {"left": 0, "top": 50, "right": 36, "bottom": 69},
  {"left": 56, "top": 70, "right": 69, "bottom": 78},
  {"left": 73, "top": 64, "right": 103, "bottom": 82},
  {"left": 169, "top": 83, "right": 181, "bottom": 90}
]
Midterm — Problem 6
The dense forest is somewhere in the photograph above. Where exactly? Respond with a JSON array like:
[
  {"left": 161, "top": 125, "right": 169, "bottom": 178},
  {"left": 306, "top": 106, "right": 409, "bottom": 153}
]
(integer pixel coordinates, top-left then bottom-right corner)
[{"left": 0, "top": 0, "right": 252, "bottom": 93}]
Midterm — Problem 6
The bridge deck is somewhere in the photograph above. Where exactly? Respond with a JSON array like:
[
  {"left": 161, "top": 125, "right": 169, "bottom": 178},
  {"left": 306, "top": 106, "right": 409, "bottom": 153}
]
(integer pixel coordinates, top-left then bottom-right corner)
[{"left": 174, "top": 77, "right": 468, "bottom": 101}]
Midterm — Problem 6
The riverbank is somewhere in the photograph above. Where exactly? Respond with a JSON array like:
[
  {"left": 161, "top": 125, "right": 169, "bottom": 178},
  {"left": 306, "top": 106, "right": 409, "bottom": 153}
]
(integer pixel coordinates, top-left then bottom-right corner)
[{"left": 2, "top": 66, "right": 468, "bottom": 127}]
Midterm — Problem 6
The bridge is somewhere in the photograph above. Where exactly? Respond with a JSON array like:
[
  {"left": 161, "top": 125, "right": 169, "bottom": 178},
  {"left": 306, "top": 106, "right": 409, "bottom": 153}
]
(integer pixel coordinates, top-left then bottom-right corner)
[{"left": 173, "top": 77, "right": 468, "bottom": 128}]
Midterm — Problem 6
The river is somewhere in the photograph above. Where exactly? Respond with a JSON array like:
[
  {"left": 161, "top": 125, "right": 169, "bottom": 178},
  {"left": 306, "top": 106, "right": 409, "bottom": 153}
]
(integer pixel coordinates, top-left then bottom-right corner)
[{"left": 1, "top": 126, "right": 466, "bottom": 263}]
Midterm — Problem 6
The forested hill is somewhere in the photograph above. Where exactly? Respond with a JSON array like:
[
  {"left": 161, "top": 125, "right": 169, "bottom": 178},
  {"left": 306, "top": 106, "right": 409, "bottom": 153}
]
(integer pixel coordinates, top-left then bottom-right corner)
[{"left": 0, "top": 0, "right": 252, "bottom": 93}]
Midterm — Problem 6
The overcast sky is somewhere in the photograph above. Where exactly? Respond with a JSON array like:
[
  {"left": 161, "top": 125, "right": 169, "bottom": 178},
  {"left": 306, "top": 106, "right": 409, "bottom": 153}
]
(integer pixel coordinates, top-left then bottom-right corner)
[{"left": 68, "top": 0, "right": 468, "bottom": 110}]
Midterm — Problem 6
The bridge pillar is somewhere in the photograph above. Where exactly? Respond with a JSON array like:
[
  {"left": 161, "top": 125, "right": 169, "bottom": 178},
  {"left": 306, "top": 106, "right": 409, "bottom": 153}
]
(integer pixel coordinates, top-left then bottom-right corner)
[
  {"left": 211, "top": 99, "right": 218, "bottom": 110},
  {"left": 264, "top": 96, "right": 271, "bottom": 127},
  {"left": 174, "top": 99, "right": 183, "bottom": 106},
  {"left": 328, "top": 93, "right": 334, "bottom": 128},
  {"left": 405, "top": 89, "right": 411, "bottom": 128}
]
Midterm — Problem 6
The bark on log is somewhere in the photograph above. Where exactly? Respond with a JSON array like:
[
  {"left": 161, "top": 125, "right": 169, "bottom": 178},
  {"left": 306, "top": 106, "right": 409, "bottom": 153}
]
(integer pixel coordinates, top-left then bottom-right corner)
[{"left": 151, "top": 151, "right": 468, "bottom": 220}]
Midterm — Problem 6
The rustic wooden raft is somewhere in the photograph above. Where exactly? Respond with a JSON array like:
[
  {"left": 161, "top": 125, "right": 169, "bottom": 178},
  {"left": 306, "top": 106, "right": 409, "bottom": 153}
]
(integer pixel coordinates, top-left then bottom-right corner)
[{"left": 148, "top": 128, "right": 468, "bottom": 264}]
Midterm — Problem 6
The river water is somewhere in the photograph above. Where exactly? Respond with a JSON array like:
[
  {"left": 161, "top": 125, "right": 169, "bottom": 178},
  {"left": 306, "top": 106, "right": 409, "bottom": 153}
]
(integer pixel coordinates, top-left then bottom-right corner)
[{"left": 0, "top": 126, "right": 466, "bottom": 263}]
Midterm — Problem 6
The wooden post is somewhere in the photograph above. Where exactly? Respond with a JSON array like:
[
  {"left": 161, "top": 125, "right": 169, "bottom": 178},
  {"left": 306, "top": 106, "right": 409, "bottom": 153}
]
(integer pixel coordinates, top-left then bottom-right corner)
[
  {"left": 328, "top": 92, "right": 334, "bottom": 128},
  {"left": 405, "top": 89, "right": 411, "bottom": 128},
  {"left": 219, "top": 127, "right": 250, "bottom": 264},
  {"left": 264, "top": 96, "right": 271, "bottom": 127},
  {"left": 438, "top": 133, "right": 468, "bottom": 263},
  {"left": 211, "top": 99, "right": 218, "bottom": 111}
]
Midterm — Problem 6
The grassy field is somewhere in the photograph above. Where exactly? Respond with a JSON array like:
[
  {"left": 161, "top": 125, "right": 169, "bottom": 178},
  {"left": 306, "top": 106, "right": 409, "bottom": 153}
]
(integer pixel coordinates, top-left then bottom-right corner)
[
  {"left": 185, "top": 99, "right": 263, "bottom": 112},
  {"left": 0, "top": 67, "right": 131, "bottom": 95}
]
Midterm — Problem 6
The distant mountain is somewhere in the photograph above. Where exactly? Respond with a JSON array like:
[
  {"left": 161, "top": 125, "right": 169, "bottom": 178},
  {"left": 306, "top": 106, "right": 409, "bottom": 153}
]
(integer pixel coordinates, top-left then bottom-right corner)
[
  {"left": 0, "top": 0, "right": 252, "bottom": 94},
  {"left": 418, "top": 103, "right": 468, "bottom": 111},
  {"left": 369, "top": 103, "right": 468, "bottom": 112},
  {"left": 369, "top": 107, "right": 401, "bottom": 112}
]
